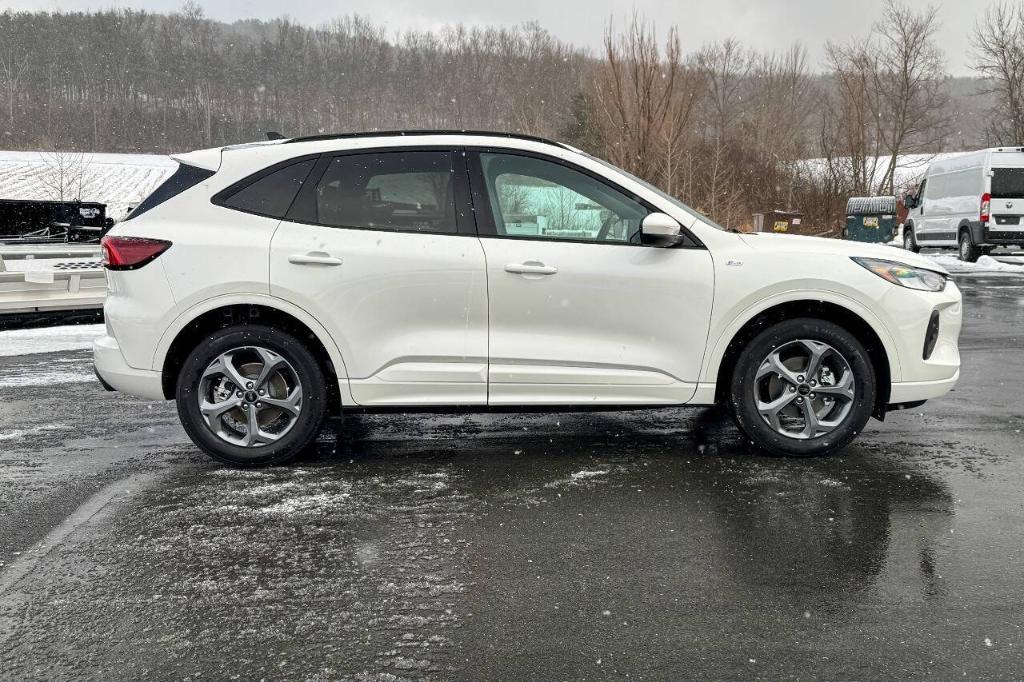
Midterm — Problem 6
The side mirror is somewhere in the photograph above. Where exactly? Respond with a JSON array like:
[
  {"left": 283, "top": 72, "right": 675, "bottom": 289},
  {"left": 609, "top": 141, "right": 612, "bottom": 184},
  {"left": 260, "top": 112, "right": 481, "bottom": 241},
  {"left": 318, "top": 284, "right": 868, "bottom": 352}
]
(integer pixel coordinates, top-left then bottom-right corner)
[
  {"left": 640, "top": 212, "right": 685, "bottom": 247},
  {"left": 903, "top": 195, "right": 917, "bottom": 209}
]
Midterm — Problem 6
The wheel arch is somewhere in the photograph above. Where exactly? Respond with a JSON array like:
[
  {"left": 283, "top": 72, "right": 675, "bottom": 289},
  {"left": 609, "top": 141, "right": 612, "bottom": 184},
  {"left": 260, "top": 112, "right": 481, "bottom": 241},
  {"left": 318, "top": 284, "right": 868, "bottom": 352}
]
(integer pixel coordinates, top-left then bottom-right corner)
[
  {"left": 710, "top": 298, "right": 894, "bottom": 419},
  {"left": 157, "top": 296, "right": 351, "bottom": 412}
]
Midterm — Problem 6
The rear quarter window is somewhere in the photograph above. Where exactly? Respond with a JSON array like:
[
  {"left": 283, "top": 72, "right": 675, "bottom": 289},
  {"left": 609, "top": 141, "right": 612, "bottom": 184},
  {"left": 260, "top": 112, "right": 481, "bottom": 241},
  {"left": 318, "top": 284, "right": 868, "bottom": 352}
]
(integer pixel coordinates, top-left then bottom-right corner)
[
  {"left": 125, "top": 163, "right": 214, "bottom": 220},
  {"left": 215, "top": 158, "right": 318, "bottom": 219}
]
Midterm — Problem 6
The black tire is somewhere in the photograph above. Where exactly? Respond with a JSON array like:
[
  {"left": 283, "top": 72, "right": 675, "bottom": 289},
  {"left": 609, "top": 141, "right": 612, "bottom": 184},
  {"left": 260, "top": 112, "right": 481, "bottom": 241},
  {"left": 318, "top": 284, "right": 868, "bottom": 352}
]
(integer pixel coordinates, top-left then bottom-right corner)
[
  {"left": 958, "top": 230, "right": 981, "bottom": 263},
  {"left": 728, "top": 318, "right": 876, "bottom": 457},
  {"left": 903, "top": 225, "right": 920, "bottom": 253},
  {"left": 176, "top": 324, "right": 327, "bottom": 466}
]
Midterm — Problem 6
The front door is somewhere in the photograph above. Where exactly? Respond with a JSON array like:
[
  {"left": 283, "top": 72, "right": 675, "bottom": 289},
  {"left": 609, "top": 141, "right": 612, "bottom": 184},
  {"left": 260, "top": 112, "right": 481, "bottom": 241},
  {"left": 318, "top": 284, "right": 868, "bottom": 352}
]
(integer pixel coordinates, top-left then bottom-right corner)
[
  {"left": 468, "top": 151, "right": 715, "bottom": 406},
  {"left": 270, "top": 149, "right": 488, "bottom": 406}
]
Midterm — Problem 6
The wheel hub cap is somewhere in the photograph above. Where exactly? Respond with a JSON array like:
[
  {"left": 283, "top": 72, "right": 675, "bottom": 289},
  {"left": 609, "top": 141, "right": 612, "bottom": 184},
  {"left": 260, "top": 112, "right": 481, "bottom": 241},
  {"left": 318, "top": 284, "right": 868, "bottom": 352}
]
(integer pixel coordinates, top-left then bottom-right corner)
[
  {"left": 754, "top": 339, "right": 856, "bottom": 440},
  {"left": 198, "top": 346, "right": 303, "bottom": 448}
]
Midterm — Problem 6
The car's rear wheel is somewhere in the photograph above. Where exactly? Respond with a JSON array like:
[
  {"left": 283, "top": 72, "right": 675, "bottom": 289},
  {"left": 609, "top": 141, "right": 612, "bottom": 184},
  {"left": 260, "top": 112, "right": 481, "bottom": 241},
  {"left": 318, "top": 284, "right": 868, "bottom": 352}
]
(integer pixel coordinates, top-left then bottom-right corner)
[
  {"left": 729, "top": 318, "right": 876, "bottom": 457},
  {"left": 176, "top": 324, "right": 327, "bottom": 466},
  {"left": 959, "top": 230, "right": 981, "bottom": 262},
  {"left": 903, "top": 225, "right": 920, "bottom": 253}
]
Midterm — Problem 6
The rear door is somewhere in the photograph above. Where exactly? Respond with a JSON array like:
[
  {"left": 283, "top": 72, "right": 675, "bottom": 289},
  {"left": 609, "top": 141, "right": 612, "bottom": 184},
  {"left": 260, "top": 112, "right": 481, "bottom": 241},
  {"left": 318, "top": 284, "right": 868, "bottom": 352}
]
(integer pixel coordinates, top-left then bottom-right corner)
[
  {"left": 269, "top": 148, "right": 489, "bottom": 406},
  {"left": 989, "top": 161, "right": 1024, "bottom": 234}
]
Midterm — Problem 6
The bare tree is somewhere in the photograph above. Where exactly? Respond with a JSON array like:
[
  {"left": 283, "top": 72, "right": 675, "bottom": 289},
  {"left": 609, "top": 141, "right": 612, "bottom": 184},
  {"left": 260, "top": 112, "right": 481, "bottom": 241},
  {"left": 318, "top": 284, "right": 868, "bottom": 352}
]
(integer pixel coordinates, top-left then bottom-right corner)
[
  {"left": 873, "top": 0, "right": 948, "bottom": 194},
  {"left": 592, "top": 14, "right": 705, "bottom": 190},
  {"left": 0, "top": 14, "right": 30, "bottom": 130},
  {"left": 38, "top": 149, "right": 97, "bottom": 202},
  {"left": 973, "top": 1, "right": 1024, "bottom": 144}
]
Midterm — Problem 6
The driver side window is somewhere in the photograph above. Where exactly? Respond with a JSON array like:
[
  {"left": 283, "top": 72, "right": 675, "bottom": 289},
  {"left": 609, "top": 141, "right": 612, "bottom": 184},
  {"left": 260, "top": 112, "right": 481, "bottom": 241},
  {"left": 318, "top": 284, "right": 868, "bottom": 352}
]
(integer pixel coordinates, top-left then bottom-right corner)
[{"left": 479, "top": 153, "right": 648, "bottom": 243}]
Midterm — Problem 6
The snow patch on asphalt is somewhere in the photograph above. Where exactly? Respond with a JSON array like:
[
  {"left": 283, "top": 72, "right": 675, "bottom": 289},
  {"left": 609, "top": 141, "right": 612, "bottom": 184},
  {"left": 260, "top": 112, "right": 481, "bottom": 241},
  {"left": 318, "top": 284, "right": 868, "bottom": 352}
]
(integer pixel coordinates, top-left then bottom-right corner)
[
  {"left": 0, "top": 423, "right": 71, "bottom": 440},
  {"left": 0, "top": 324, "right": 104, "bottom": 357},
  {"left": 545, "top": 468, "right": 612, "bottom": 488},
  {"left": 0, "top": 367, "right": 94, "bottom": 388}
]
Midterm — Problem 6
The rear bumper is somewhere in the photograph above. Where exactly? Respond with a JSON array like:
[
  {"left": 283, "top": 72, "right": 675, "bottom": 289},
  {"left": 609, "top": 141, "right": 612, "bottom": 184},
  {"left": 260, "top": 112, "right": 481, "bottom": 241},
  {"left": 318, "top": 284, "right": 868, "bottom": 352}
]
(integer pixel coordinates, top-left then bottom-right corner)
[
  {"left": 93, "top": 334, "right": 165, "bottom": 401},
  {"left": 982, "top": 227, "right": 1024, "bottom": 245}
]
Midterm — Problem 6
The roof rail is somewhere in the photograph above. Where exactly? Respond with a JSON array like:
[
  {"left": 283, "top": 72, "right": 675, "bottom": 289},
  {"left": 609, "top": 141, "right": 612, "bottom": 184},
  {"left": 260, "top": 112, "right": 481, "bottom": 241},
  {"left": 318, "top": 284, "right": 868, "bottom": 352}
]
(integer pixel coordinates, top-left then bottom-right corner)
[{"left": 285, "top": 129, "right": 568, "bottom": 148}]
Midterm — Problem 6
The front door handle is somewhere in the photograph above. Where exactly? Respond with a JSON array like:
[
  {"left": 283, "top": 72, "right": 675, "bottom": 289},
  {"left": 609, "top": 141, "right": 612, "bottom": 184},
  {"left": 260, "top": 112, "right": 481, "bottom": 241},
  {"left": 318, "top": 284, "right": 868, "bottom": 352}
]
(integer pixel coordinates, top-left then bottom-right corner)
[
  {"left": 505, "top": 261, "right": 558, "bottom": 276},
  {"left": 288, "top": 251, "right": 342, "bottom": 266}
]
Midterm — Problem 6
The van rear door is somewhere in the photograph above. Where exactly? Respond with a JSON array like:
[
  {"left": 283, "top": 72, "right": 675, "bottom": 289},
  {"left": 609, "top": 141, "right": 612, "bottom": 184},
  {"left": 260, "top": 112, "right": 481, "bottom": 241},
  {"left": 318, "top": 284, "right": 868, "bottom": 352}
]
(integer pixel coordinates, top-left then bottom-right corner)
[{"left": 988, "top": 151, "right": 1024, "bottom": 235}]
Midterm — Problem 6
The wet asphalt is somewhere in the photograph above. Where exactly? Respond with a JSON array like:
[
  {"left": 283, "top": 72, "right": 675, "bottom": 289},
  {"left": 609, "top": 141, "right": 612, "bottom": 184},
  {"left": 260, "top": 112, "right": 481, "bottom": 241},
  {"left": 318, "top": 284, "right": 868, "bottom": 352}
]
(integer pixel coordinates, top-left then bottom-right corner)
[{"left": 0, "top": 276, "right": 1022, "bottom": 680}]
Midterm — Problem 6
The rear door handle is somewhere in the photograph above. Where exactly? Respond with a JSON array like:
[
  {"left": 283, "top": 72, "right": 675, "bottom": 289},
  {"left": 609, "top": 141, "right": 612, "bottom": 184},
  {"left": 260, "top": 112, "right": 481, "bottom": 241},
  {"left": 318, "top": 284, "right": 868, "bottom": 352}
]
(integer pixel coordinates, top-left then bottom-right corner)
[
  {"left": 505, "top": 262, "right": 557, "bottom": 276},
  {"left": 288, "top": 252, "right": 342, "bottom": 266}
]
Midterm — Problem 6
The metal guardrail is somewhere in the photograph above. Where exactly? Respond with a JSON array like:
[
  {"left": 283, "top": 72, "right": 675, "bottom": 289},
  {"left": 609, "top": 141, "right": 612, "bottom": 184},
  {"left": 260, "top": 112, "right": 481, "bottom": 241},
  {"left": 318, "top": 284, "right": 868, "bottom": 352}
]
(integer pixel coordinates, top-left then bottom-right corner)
[{"left": 0, "top": 245, "right": 106, "bottom": 315}]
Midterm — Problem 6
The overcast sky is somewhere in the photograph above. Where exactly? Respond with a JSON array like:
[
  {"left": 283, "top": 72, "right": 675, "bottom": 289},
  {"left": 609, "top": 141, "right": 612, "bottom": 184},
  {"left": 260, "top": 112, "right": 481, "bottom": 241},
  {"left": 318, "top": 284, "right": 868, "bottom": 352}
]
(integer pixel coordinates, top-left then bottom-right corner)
[{"left": 2, "top": 0, "right": 983, "bottom": 76}]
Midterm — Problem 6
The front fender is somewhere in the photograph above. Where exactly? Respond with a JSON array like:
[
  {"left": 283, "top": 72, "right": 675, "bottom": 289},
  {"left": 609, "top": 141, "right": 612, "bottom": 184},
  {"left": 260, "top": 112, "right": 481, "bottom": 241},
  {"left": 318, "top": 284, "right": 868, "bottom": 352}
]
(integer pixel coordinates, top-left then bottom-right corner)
[{"left": 700, "top": 287, "right": 903, "bottom": 386}]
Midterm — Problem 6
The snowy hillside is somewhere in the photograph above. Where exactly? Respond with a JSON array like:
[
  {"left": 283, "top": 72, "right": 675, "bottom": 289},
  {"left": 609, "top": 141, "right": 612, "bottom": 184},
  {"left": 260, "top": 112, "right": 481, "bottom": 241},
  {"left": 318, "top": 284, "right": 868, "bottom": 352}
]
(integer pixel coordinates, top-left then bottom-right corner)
[
  {"left": 799, "top": 153, "right": 965, "bottom": 193},
  {"left": 0, "top": 151, "right": 176, "bottom": 221}
]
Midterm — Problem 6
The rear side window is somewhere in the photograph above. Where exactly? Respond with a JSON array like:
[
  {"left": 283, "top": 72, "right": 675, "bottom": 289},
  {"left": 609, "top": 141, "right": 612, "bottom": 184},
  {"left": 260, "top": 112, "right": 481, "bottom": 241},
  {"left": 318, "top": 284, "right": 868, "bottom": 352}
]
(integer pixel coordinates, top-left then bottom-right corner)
[
  {"left": 218, "top": 158, "right": 317, "bottom": 218},
  {"left": 991, "top": 168, "right": 1024, "bottom": 198},
  {"left": 313, "top": 152, "right": 458, "bottom": 233},
  {"left": 125, "top": 163, "right": 214, "bottom": 220}
]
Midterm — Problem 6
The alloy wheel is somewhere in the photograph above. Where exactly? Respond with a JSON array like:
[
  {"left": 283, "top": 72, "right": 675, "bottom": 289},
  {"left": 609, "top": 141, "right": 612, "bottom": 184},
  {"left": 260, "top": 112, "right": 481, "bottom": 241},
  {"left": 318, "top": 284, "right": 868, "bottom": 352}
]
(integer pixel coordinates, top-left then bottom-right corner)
[
  {"left": 198, "top": 346, "right": 303, "bottom": 447},
  {"left": 754, "top": 339, "right": 856, "bottom": 440}
]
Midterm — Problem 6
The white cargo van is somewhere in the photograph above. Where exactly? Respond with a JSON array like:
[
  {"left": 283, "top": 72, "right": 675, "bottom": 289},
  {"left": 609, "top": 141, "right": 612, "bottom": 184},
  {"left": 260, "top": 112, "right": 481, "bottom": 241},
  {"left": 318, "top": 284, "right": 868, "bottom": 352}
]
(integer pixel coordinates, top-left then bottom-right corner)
[{"left": 903, "top": 147, "right": 1024, "bottom": 261}]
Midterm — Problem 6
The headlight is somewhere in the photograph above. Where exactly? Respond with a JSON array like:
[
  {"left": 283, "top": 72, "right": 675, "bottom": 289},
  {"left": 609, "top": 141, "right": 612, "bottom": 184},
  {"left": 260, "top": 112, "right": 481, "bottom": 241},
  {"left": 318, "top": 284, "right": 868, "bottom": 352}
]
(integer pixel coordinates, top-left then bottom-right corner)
[{"left": 852, "top": 257, "right": 947, "bottom": 292}]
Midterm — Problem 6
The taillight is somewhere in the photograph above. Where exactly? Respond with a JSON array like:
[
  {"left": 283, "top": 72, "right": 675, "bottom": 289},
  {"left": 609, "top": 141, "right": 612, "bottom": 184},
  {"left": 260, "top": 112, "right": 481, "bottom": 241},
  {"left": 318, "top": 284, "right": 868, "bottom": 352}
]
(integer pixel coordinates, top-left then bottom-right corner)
[
  {"left": 980, "top": 192, "right": 991, "bottom": 223},
  {"left": 100, "top": 236, "right": 172, "bottom": 270}
]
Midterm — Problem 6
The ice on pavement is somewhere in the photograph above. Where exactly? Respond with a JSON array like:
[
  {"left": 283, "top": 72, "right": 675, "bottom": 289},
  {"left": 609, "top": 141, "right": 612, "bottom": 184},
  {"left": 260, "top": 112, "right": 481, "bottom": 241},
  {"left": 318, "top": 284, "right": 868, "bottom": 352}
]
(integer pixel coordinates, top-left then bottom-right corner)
[{"left": 0, "top": 324, "right": 104, "bottom": 357}]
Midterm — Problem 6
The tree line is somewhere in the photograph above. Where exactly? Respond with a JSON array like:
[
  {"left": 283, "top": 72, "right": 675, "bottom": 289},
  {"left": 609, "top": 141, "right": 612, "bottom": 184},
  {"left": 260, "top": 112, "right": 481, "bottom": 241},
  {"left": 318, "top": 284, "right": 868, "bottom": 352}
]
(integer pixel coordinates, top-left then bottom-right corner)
[{"left": 0, "top": 1, "right": 1021, "bottom": 232}]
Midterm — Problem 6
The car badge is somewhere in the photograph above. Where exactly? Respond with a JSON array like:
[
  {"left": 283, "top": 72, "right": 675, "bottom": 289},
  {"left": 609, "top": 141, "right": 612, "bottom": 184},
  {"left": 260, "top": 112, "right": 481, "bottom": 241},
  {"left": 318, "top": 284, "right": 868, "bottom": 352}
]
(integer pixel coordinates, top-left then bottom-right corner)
[{"left": 1007, "top": 201, "right": 1014, "bottom": 209}]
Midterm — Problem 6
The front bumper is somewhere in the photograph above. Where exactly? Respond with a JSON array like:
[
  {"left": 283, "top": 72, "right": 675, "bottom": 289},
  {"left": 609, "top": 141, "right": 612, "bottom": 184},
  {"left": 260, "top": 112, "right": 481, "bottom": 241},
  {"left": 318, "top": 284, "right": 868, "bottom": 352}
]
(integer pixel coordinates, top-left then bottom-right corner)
[{"left": 93, "top": 334, "right": 165, "bottom": 401}]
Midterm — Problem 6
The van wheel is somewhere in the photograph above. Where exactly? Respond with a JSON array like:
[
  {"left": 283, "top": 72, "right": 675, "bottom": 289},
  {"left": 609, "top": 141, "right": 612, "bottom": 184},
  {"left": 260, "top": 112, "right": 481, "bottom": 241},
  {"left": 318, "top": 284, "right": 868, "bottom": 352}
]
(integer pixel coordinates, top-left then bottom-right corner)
[
  {"left": 729, "top": 318, "right": 876, "bottom": 457},
  {"left": 176, "top": 324, "right": 327, "bottom": 466},
  {"left": 903, "top": 226, "right": 920, "bottom": 253},
  {"left": 958, "top": 231, "right": 980, "bottom": 262}
]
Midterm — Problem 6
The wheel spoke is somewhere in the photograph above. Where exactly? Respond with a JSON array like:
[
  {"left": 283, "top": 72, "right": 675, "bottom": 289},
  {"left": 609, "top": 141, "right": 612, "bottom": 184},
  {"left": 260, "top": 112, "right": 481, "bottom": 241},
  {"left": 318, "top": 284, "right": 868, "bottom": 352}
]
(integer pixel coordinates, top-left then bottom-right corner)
[
  {"left": 756, "top": 350, "right": 801, "bottom": 385},
  {"left": 757, "top": 391, "right": 798, "bottom": 431},
  {"left": 200, "top": 396, "right": 241, "bottom": 420},
  {"left": 253, "top": 348, "right": 287, "bottom": 390},
  {"left": 799, "top": 398, "right": 821, "bottom": 438},
  {"left": 202, "top": 351, "right": 250, "bottom": 391},
  {"left": 814, "top": 371, "right": 855, "bottom": 402},
  {"left": 800, "top": 340, "right": 830, "bottom": 382},
  {"left": 260, "top": 386, "right": 302, "bottom": 415}
]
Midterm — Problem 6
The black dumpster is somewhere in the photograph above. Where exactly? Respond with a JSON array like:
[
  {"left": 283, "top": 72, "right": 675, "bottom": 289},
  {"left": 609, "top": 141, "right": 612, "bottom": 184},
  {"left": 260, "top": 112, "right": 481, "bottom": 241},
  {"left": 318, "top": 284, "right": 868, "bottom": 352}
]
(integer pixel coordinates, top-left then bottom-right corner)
[{"left": 844, "top": 196, "right": 898, "bottom": 243}]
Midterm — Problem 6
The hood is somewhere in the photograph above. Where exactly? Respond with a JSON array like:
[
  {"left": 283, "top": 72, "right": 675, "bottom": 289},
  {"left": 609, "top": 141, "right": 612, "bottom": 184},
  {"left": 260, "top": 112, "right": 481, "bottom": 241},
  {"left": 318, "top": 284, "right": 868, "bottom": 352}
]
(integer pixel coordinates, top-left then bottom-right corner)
[{"left": 738, "top": 232, "right": 947, "bottom": 275}]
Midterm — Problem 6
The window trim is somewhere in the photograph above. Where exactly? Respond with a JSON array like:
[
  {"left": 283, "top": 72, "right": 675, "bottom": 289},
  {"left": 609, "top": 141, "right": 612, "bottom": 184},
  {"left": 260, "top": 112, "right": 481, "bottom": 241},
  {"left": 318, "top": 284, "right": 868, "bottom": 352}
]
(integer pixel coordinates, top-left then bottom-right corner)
[
  {"left": 465, "top": 148, "right": 704, "bottom": 249},
  {"left": 211, "top": 153, "right": 321, "bottom": 220},
  {"left": 284, "top": 146, "right": 477, "bottom": 237}
]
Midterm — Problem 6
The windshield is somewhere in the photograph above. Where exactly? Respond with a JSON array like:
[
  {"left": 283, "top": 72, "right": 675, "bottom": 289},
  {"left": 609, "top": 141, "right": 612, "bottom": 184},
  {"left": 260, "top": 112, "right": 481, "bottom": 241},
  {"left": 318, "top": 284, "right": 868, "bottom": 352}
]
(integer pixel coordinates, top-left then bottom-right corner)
[{"left": 579, "top": 151, "right": 730, "bottom": 231}]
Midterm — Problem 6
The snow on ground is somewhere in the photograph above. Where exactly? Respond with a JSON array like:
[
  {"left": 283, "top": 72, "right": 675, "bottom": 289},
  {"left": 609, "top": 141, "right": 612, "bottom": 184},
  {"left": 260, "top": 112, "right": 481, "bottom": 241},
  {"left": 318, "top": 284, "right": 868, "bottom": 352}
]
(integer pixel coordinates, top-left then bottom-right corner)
[
  {"left": 924, "top": 253, "right": 1024, "bottom": 275},
  {"left": 0, "top": 151, "right": 175, "bottom": 221},
  {"left": 0, "top": 324, "right": 104, "bottom": 357},
  {"left": 800, "top": 152, "right": 964, "bottom": 192}
]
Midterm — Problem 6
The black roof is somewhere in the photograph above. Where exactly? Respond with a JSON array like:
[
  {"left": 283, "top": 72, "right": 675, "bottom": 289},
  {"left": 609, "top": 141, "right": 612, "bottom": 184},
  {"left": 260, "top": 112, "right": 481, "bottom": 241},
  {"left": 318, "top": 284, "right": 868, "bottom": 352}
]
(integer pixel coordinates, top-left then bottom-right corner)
[{"left": 285, "top": 129, "right": 568, "bottom": 148}]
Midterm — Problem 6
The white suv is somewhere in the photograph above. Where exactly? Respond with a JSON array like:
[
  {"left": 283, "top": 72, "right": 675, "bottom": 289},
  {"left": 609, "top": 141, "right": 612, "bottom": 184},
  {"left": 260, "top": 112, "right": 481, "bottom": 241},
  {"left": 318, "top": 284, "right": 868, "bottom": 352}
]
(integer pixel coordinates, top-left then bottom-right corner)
[{"left": 93, "top": 131, "right": 962, "bottom": 465}]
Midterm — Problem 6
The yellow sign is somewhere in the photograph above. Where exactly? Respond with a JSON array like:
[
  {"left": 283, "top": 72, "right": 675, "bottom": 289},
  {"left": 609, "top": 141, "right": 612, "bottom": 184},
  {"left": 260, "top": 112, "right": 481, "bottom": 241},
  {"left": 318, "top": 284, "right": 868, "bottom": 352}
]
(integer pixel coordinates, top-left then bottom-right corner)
[
  {"left": 773, "top": 221, "right": 789, "bottom": 232},
  {"left": 863, "top": 216, "right": 879, "bottom": 228}
]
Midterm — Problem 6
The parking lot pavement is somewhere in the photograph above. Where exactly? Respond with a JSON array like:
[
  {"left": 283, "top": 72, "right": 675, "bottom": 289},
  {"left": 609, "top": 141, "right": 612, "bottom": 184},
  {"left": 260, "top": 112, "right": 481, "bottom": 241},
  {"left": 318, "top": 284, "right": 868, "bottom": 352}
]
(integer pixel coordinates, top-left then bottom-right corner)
[{"left": 0, "top": 276, "right": 1022, "bottom": 679}]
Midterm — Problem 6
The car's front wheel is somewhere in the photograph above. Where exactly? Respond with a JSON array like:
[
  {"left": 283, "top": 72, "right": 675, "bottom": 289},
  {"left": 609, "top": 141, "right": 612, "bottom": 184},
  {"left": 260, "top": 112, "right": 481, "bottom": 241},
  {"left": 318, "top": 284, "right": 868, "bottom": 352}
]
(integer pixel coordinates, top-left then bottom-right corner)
[
  {"left": 176, "top": 324, "right": 327, "bottom": 466},
  {"left": 729, "top": 318, "right": 876, "bottom": 457}
]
